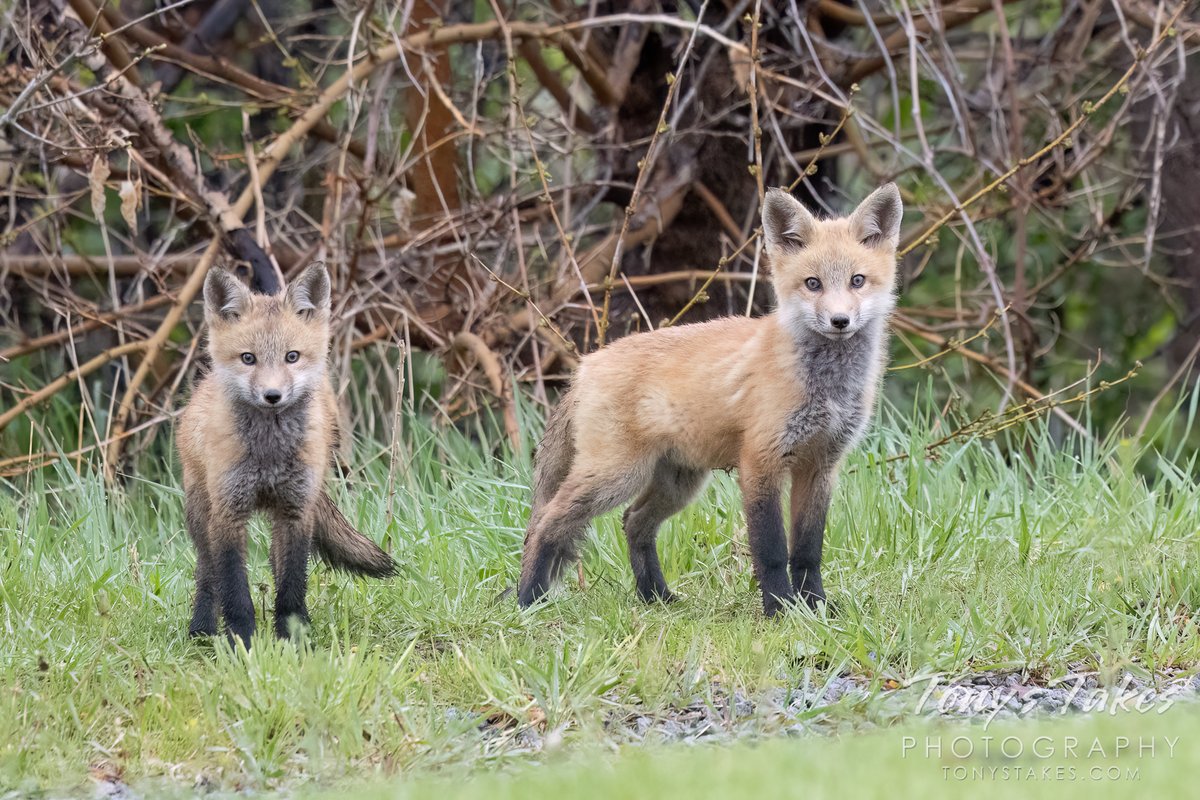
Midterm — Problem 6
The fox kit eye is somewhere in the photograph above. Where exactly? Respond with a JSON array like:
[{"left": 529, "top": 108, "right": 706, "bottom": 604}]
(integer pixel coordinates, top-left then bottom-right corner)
[
  {"left": 240, "top": 353, "right": 256, "bottom": 365},
  {"left": 804, "top": 277, "right": 822, "bottom": 292},
  {"left": 286, "top": 351, "right": 300, "bottom": 363},
  {"left": 850, "top": 274, "right": 866, "bottom": 288}
]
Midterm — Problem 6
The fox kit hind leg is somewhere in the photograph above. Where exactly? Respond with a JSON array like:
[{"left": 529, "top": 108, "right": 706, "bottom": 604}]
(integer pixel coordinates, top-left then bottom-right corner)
[
  {"left": 621, "top": 460, "right": 707, "bottom": 603},
  {"left": 519, "top": 394, "right": 705, "bottom": 607},
  {"left": 524, "top": 395, "right": 576, "bottom": 535},
  {"left": 518, "top": 461, "right": 653, "bottom": 607}
]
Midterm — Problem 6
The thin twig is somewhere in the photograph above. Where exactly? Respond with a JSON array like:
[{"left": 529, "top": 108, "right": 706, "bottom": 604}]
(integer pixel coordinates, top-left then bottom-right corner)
[
  {"left": 897, "top": 5, "right": 1187, "bottom": 258},
  {"left": 598, "top": 0, "right": 709, "bottom": 347},
  {"left": 665, "top": 97, "right": 856, "bottom": 327}
]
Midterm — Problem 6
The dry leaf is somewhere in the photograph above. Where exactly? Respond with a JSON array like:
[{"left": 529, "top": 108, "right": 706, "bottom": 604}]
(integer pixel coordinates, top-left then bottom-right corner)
[
  {"left": 89, "top": 155, "right": 110, "bottom": 221},
  {"left": 481, "top": 696, "right": 548, "bottom": 731},
  {"left": 729, "top": 46, "right": 752, "bottom": 95},
  {"left": 482, "top": 706, "right": 519, "bottom": 729},
  {"left": 527, "top": 701, "right": 547, "bottom": 730},
  {"left": 88, "top": 759, "right": 124, "bottom": 783},
  {"left": 391, "top": 188, "right": 415, "bottom": 236},
  {"left": 119, "top": 179, "right": 141, "bottom": 235}
]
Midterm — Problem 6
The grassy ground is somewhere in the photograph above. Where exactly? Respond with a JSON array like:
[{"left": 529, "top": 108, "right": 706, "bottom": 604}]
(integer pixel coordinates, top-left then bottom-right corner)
[{"left": 3, "top": 400, "right": 1200, "bottom": 796}]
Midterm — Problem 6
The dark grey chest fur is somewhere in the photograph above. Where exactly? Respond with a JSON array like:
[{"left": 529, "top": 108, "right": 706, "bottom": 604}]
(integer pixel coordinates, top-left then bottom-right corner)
[
  {"left": 219, "top": 395, "right": 316, "bottom": 516},
  {"left": 778, "top": 321, "right": 884, "bottom": 463}
]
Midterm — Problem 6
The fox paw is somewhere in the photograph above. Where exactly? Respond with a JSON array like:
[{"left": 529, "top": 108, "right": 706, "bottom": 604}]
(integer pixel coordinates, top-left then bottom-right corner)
[
  {"left": 637, "top": 586, "right": 677, "bottom": 605},
  {"left": 802, "top": 592, "right": 837, "bottom": 617},
  {"left": 188, "top": 618, "right": 218, "bottom": 639},
  {"left": 762, "top": 591, "right": 798, "bottom": 618}
]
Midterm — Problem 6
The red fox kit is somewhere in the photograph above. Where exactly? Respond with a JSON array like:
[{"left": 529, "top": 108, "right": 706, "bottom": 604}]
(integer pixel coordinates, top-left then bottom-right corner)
[
  {"left": 519, "top": 184, "right": 902, "bottom": 615},
  {"left": 177, "top": 264, "right": 395, "bottom": 646}
]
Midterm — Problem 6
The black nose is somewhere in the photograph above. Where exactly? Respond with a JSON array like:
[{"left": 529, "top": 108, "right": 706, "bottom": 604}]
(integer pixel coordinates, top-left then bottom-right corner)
[
  {"left": 263, "top": 390, "right": 282, "bottom": 405},
  {"left": 830, "top": 314, "right": 850, "bottom": 330}
]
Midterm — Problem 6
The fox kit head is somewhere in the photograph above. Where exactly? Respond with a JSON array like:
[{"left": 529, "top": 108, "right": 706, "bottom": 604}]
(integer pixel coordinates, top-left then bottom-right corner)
[
  {"left": 762, "top": 183, "right": 902, "bottom": 341},
  {"left": 203, "top": 264, "right": 332, "bottom": 410}
]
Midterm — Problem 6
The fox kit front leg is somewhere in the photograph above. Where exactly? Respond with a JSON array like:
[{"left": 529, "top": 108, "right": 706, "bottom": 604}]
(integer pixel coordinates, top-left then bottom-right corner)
[
  {"left": 185, "top": 487, "right": 218, "bottom": 637},
  {"left": 739, "top": 455, "right": 794, "bottom": 617},
  {"left": 789, "top": 460, "right": 838, "bottom": 609},
  {"left": 270, "top": 506, "right": 314, "bottom": 639},
  {"left": 209, "top": 504, "right": 255, "bottom": 647}
]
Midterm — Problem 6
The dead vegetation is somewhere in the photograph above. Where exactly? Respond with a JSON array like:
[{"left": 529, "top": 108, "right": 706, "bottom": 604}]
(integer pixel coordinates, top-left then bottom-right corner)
[{"left": 0, "top": 0, "right": 1196, "bottom": 474}]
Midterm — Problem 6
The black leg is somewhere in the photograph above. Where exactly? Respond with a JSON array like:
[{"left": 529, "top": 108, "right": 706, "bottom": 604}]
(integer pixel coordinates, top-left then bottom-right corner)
[
  {"left": 624, "top": 497, "right": 675, "bottom": 603},
  {"left": 185, "top": 490, "right": 218, "bottom": 637},
  {"left": 790, "top": 466, "right": 835, "bottom": 610},
  {"left": 517, "top": 542, "right": 569, "bottom": 608},
  {"left": 213, "top": 515, "right": 255, "bottom": 647},
  {"left": 189, "top": 558, "right": 219, "bottom": 638},
  {"left": 518, "top": 479, "right": 598, "bottom": 608},
  {"left": 790, "top": 511, "right": 827, "bottom": 609},
  {"left": 743, "top": 485, "right": 795, "bottom": 617},
  {"left": 271, "top": 512, "right": 312, "bottom": 639},
  {"left": 622, "top": 461, "right": 707, "bottom": 603}
]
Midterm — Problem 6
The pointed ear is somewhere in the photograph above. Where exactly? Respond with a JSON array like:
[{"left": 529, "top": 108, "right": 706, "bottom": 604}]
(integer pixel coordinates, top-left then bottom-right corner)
[
  {"left": 761, "top": 188, "right": 817, "bottom": 253},
  {"left": 286, "top": 263, "right": 331, "bottom": 317},
  {"left": 204, "top": 268, "right": 251, "bottom": 324},
  {"left": 849, "top": 183, "right": 903, "bottom": 250}
]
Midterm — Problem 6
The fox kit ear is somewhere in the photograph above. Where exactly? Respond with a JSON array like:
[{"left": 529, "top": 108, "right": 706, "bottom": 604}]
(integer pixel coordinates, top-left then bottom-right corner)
[
  {"left": 849, "top": 182, "right": 903, "bottom": 250},
  {"left": 204, "top": 268, "right": 251, "bottom": 324},
  {"left": 287, "top": 263, "right": 331, "bottom": 318},
  {"left": 762, "top": 188, "right": 817, "bottom": 253}
]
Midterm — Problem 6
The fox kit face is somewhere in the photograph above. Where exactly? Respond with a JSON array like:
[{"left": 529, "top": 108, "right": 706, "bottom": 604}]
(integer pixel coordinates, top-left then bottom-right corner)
[
  {"left": 762, "top": 184, "right": 903, "bottom": 340},
  {"left": 202, "top": 264, "right": 332, "bottom": 410}
]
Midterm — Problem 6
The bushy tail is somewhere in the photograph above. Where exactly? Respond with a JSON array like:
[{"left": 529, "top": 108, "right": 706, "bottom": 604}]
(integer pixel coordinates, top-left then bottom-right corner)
[
  {"left": 528, "top": 389, "right": 577, "bottom": 530},
  {"left": 313, "top": 490, "right": 396, "bottom": 578},
  {"left": 517, "top": 389, "right": 581, "bottom": 605}
]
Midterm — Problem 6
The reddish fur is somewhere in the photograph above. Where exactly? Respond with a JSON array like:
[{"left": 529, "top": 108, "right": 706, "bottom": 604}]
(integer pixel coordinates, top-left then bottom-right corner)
[
  {"left": 520, "top": 184, "right": 903, "bottom": 615},
  {"left": 177, "top": 265, "right": 394, "bottom": 646}
]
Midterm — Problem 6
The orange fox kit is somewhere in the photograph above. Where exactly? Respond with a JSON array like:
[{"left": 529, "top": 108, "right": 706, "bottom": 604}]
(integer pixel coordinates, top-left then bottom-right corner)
[
  {"left": 177, "top": 264, "right": 395, "bottom": 646},
  {"left": 519, "top": 184, "right": 902, "bottom": 615}
]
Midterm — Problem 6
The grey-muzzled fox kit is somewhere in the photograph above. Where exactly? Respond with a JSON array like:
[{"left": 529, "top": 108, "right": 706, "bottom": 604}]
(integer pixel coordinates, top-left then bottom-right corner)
[
  {"left": 519, "top": 184, "right": 903, "bottom": 615},
  {"left": 177, "top": 264, "right": 396, "bottom": 647}
]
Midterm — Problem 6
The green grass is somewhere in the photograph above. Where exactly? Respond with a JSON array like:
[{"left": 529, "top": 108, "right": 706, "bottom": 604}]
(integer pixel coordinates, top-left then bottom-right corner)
[{"left": 3, "top": 400, "right": 1200, "bottom": 796}]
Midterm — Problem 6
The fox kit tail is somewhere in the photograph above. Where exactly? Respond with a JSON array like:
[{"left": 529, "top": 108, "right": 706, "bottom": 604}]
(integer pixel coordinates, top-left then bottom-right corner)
[
  {"left": 528, "top": 389, "right": 577, "bottom": 527},
  {"left": 517, "top": 390, "right": 580, "bottom": 606},
  {"left": 313, "top": 491, "right": 397, "bottom": 578}
]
